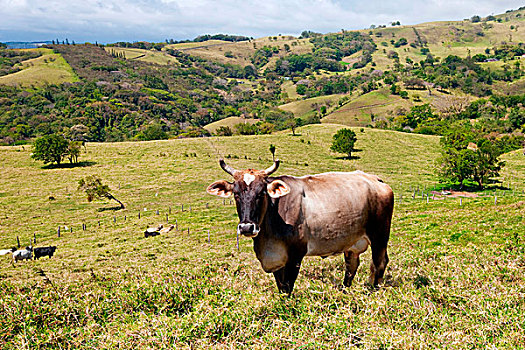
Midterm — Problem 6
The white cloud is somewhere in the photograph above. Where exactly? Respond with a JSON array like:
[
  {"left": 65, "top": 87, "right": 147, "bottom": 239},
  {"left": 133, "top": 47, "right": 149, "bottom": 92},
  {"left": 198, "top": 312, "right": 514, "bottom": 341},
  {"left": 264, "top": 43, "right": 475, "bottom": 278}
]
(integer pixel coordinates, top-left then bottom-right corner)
[{"left": 0, "top": 0, "right": 523, "bottom": 42}]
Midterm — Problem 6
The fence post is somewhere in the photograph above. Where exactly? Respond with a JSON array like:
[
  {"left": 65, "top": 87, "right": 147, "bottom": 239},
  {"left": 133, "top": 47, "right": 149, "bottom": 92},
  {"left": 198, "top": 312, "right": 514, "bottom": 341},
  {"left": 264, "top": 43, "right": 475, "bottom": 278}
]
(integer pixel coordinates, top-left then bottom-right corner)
[
  {"left": 494, "top": 195, "right": 497, "bottom": 205},
  {"left": 138, "top": 211, "right": 141, "bottom": 219},
  {"left": 58, "top": 227, "right": 61, "bottom": 237},
  {"left": 17, "top": 236, "right": 20, "bottom": 248},
  {"left": 33, "top": 233, "right": 36, "bottom": 244},
  {"left": 187, "top": 228, "right": 190, "bottom": 236},
  {"left": 460, "top": 198, "right": 462, "bottom": 206},
  {"left": 166, "top": 214, "right": 169, "bottom": 223},
  {"left": 175, "top": 220, "right": 178, "bottom": 231},
  {"left": 207, "top": 230, "right": 210, "bottom": 243}
]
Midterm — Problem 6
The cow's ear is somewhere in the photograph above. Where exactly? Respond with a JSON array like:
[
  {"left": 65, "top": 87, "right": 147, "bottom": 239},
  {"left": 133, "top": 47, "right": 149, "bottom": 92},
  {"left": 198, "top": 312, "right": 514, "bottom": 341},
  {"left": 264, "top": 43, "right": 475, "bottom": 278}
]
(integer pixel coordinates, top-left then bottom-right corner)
[
  {"left": 267, "top": 179, "right": 290, "bottom": 198},
  {"left": 207, "top": 180, "right": 233, "bottom": 198}
]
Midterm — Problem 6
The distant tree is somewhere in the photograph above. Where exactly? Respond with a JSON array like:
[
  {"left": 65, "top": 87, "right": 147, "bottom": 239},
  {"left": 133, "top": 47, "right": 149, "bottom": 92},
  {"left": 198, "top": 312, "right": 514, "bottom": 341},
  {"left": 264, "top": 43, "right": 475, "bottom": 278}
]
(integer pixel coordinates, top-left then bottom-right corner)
[
  {"left": 471, "top": 15, "right": 481, "bottom": 23},
  {"left": 330, "top": 128, "right": 357, "bottom": 159},
  {"left": 216, "top": 126, "right": 233, "bottom": 136},
  {"left": 437, "top": 124, "right": 505, "bottom": 189},
  {"left": 234, "top": 123, "right": 257, "bottom": 135},
  {"left": 31, "top": 134, "right": 69, "bottom": 165},
  {"left": 78, "top": 175, "right": 125, "bottom": 209},
  {"left": 67, "top": 141, "right": 82, "bottom": 163},
  {"left": 296, "top": 84, "right": 307, "bottom": 95},
  {"left": 285, "top": 118, "right": 301, "bottom": 136},
  {"left": 136, "top": 123, "right": 168, "bottom": 141},
  {"left": 269, "top": 144, "right": 276, "bottom": 160}
]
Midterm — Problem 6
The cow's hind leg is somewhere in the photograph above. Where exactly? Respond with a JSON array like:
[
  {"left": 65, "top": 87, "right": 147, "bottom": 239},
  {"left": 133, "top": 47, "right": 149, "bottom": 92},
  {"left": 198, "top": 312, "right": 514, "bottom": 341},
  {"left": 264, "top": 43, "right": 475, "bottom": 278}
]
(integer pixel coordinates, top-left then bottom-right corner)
[
  {"left": 369, "top": 244, "right": 388, "bottom": 286},
  {"left": 343, "top": 251, "right": 360, "bottom": 287}
]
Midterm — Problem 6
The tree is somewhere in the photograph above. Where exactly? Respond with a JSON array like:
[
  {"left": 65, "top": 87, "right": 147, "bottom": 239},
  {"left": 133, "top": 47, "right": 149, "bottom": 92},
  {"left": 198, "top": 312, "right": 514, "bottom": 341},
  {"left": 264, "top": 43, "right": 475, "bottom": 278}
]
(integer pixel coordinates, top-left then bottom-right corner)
[
  {"left": 67, "top": 141, "right": 82, "bottom": 163},
  {"left": 437, "top": 125, "right": 505, "bottom": 189},
  {"left": 78, "top": 176, "right": 125, "bottom": 209},
  {"left": 269, "top": 144, "right": 276, "bottom": 160},
  {"left": 331, "top": 128, "right": 357, "bottom": 159},
  {"left": 31, "top": 134, "right": 69, "bottom": 165}
]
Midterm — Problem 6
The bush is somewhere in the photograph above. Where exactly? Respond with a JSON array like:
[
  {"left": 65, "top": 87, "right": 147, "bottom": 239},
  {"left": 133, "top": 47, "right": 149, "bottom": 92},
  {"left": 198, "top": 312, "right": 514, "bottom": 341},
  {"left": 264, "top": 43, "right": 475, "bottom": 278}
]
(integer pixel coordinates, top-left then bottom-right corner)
[{"left": 136, "top": 124, "right": 169, "bottom": 141}]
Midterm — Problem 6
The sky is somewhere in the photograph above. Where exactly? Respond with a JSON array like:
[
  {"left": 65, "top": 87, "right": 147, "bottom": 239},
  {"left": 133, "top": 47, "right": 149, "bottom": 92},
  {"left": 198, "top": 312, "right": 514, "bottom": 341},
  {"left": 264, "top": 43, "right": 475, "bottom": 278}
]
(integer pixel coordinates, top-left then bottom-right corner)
[{"left": 1, "top": 0, "right": 523, "bottom": 43}]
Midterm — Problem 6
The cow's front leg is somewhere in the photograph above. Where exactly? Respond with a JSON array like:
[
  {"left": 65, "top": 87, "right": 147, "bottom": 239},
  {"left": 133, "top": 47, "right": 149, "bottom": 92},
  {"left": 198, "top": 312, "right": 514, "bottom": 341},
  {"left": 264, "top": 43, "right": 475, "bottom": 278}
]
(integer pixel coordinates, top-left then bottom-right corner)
[{"left": 273, "top": 258, "right": 303, "bottom": 295}]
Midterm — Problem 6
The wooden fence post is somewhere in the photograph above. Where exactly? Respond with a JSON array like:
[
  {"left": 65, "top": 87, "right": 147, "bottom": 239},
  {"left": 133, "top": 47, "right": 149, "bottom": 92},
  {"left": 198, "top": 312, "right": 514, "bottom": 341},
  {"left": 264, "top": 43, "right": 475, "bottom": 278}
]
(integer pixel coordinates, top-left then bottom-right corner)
[
  {"left": 207, "top": 230, "right": 210, "bottom": 243},
  {"left": 58, "top": 227, "right": 61, "bottom": 237},
  {"left": 33, "top": 233, "right": 36, "bottom": 244},
  {"left": 17, "top": 236, "right": 20, "bottom": 248}
]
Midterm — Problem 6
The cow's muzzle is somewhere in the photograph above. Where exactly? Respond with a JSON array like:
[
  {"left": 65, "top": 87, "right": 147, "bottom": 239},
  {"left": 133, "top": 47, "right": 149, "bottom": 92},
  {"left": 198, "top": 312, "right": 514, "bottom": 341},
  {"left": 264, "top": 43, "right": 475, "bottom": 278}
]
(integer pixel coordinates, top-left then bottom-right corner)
[{"left": 237, "top": 223, "right": 260, "bottom": 237}]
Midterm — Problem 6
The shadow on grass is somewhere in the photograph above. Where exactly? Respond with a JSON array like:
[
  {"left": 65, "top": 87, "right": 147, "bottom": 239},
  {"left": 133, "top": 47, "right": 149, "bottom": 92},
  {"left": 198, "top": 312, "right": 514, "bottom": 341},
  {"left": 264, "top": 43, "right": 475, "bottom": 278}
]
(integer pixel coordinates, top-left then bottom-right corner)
[
  {"left": 334, "top": 149, "right": 362, "bottom": 160},
  {"left": 42, "top": 161, "right": 97, "bottom": 169},
  {"left": 432, "top": 180, "right": 510, "bottom": 193},
  {"left": 97, "top": 206, "right": 124, "bottom": 212}
]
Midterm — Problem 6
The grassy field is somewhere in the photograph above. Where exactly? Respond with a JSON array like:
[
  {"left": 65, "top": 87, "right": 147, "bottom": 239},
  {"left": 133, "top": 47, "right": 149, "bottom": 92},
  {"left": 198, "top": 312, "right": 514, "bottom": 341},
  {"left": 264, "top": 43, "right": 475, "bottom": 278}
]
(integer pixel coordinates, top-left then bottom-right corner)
[
  {"left": 204, "top": 117, "right": 260, "bottom": 133},
  {"left": 0, "top": 125, "right": 524, "bottom": 348},
  {"left": 279, "top": 94, "right": 344, "bottom": 119},
  {"left": 104, "top": 47, "right": 179, "bottom": 65},
  {"left": 320, "top": 88, "right": 473, "bottom": 127},
  {"left": 0, "top": 48, "right": 79, "bottom": 87}
]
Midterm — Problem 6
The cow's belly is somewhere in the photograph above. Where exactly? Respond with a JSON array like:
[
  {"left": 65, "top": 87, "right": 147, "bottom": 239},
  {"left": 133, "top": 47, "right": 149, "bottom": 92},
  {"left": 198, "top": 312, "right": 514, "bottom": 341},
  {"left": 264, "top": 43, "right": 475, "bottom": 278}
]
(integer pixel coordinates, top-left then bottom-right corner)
[{"left": 305, "top": 230, "right": 369, "bottom": 256}]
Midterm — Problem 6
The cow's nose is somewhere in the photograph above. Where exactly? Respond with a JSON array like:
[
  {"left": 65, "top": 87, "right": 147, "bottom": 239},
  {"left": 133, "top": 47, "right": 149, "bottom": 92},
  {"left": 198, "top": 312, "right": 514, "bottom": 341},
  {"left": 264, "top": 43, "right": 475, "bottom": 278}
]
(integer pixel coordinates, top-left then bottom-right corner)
[{"left": 237, "top": 223, "right": 259, "bottom": 237}]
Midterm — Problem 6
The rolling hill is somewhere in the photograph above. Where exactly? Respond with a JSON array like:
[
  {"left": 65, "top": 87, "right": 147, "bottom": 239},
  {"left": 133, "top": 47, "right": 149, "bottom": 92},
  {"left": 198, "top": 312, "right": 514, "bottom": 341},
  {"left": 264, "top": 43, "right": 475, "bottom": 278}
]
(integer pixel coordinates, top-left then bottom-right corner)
[{"left": 0, "top": 48, "right": 79, "bottom": 87}]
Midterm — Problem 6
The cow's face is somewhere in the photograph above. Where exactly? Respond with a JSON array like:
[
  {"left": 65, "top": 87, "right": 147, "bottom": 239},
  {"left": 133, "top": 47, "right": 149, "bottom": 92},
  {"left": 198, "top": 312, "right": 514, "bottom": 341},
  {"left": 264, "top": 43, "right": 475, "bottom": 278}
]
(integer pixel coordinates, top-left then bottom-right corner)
[{"left": 207, "top": 160, "right": 289, "bottom": 237}]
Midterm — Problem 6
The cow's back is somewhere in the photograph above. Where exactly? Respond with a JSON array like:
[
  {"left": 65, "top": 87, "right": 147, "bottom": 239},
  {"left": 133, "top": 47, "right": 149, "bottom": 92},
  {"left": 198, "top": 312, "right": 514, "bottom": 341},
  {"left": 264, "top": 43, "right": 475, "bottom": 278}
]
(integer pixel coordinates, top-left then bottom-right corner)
[{"left": 278, "top": 171, "right": 393, "bottom": 256}]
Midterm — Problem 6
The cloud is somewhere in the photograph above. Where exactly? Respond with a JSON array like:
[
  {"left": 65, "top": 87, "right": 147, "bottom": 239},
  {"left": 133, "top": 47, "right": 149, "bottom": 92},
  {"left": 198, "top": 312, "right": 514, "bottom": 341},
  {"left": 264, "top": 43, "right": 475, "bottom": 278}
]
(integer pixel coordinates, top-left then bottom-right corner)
[{"left": 0, "top": 0, "right": 523, "bottom": 42}]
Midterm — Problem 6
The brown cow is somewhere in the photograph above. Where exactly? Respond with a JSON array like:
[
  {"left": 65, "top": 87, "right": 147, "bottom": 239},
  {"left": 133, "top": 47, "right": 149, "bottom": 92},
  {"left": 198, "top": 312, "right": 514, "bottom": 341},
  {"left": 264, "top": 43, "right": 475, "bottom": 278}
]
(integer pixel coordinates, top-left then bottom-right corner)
[{"left": 207, "top": 159, "right": 394, "bottom": 294}]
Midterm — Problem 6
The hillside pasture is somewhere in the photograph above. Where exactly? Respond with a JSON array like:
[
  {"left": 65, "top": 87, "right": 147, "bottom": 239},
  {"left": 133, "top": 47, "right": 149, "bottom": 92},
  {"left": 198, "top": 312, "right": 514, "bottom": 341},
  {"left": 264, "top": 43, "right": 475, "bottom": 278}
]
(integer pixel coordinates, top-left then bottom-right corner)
[
  {"left": 166, "top": 36, "right": 313, "bottom": 68},
  {"left": 0, "top": 48, "right": 79, "bottom": 87},
  {"left": 204, "top": 116, "right": 260, "bottom": 133},
  {"left": 279, "top": 94, "right": 344, "bottom": 119},
  {"left": 0, "top": 126, "right": 524, "bottom": 348},
  {"left": 103, "top": 47, "right": 179, "bottom": 65}
]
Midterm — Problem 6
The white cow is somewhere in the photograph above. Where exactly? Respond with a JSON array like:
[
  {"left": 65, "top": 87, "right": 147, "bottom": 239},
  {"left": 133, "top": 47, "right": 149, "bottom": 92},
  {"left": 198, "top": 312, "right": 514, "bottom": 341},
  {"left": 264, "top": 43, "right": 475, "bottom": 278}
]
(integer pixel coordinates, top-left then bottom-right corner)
[
  {"left": 13, "top": 246, "right": 33, "bottom": 262},
  {"left": 0, "top": 248, "right": 16, "bottom": 256}
]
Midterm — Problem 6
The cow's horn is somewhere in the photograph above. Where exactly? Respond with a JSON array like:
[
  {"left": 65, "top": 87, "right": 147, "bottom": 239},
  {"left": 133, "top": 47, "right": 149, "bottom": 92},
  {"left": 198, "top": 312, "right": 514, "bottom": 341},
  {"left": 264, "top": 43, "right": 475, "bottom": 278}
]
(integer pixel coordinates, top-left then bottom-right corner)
[
  {"left": 219, "top": 159, "right": 238, "bottom": 176},
  {"left": 263, "top": 159, "right": 280, "bottom": 176}
]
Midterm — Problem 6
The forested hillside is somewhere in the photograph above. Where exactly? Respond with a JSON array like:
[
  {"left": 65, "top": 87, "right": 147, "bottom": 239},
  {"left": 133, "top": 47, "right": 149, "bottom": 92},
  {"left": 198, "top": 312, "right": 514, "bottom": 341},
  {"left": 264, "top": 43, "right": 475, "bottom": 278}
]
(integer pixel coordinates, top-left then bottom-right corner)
[{"left": 0, "top": 7, "right": 524, "bottom": 145}]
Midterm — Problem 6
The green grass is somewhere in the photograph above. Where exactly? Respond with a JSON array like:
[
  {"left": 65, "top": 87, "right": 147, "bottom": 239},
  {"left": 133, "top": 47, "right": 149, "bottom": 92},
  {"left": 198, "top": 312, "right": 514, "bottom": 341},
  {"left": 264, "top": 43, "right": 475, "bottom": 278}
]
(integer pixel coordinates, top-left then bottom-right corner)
[
  {"left": 0, "top": 48, "right": 79, "bottom": 87},
  {"left": 1, "top": 125, "right": 524, "bottom": 348}
]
